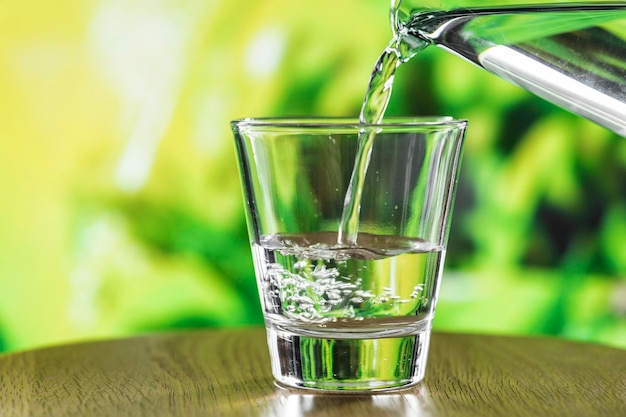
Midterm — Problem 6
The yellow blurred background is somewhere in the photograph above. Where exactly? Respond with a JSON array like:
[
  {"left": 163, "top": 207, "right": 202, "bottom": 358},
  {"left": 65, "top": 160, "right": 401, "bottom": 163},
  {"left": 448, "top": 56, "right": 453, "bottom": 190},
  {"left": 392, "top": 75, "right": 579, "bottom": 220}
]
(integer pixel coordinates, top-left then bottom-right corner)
[{"left": 0, "top": 0, "right": 624, "bottom": 353}]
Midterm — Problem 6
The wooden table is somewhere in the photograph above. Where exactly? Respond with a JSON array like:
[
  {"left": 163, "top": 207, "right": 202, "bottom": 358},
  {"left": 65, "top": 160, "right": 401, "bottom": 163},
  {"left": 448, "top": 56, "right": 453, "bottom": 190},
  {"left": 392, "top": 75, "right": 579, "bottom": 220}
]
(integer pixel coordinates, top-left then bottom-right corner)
[{"left": 1, "top": 328, "right": 624, "bottom": 417}]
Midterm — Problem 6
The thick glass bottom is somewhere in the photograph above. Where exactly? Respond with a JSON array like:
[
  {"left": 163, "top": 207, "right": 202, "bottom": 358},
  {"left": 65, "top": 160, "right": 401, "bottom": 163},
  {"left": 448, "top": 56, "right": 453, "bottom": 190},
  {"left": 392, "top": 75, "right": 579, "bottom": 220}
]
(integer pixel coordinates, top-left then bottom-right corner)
[{"left": 265, "top": 324, "right": 431, "bottom": 392}]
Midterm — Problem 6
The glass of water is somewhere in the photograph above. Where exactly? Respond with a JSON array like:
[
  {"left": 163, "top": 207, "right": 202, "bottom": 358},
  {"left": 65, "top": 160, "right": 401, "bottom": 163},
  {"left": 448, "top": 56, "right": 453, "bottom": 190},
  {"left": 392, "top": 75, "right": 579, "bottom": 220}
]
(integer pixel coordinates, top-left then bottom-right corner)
[{"left": 231, "top": 117, "right": 467, "bottom": 392}]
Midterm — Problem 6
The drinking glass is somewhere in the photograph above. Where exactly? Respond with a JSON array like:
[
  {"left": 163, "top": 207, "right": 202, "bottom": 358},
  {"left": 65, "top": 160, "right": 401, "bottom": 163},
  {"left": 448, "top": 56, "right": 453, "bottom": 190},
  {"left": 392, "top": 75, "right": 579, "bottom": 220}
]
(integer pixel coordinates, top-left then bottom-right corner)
[{"left": 232, "top": 117, "right": 466, "bottom": 392}]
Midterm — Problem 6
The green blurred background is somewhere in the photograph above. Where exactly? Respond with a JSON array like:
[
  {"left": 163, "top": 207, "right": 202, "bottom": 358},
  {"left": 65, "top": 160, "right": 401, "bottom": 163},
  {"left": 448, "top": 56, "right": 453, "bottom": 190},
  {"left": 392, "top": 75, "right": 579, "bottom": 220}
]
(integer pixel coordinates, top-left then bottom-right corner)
[{"left": 0, "top": 0, "right": 624, "bottom": 353}]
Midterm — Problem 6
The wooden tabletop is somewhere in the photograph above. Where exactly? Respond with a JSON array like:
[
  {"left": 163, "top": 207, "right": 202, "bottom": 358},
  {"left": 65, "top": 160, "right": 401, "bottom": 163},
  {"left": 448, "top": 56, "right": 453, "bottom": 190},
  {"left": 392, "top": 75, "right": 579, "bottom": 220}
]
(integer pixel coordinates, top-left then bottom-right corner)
[{"left": 0, "top": 328, "right": 624, "bottom": 417}]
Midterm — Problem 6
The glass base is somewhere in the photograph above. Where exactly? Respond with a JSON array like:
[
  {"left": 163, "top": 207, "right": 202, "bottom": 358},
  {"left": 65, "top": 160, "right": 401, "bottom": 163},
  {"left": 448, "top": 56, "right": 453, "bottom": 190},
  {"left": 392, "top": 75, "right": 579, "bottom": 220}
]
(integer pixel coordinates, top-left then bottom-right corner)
[{"left": 265, "top": 325, "right": 431, "bottom": 392}]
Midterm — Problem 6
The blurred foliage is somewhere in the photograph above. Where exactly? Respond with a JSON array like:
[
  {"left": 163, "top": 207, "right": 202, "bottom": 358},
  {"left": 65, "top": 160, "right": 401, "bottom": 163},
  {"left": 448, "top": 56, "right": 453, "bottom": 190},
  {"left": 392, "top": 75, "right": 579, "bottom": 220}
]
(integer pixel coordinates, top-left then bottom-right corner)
[{"left": 0, "top": 0, "right": 624, "bottom": 353}]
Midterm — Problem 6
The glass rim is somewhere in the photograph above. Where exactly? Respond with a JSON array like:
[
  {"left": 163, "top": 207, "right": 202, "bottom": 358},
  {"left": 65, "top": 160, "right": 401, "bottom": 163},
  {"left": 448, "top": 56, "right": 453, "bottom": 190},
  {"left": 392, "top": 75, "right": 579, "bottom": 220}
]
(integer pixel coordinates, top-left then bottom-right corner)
[{"left": 231, "top": 116, "right": 467, "bottom": 130}]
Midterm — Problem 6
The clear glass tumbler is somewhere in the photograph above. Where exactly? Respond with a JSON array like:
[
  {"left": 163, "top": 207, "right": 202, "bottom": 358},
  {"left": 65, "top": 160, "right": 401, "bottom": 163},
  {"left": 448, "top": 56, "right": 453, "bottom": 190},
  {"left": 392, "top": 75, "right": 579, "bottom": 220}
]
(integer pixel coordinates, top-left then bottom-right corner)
[{"left": 231, "top": 117, "right": 467, "bottom": 392}]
